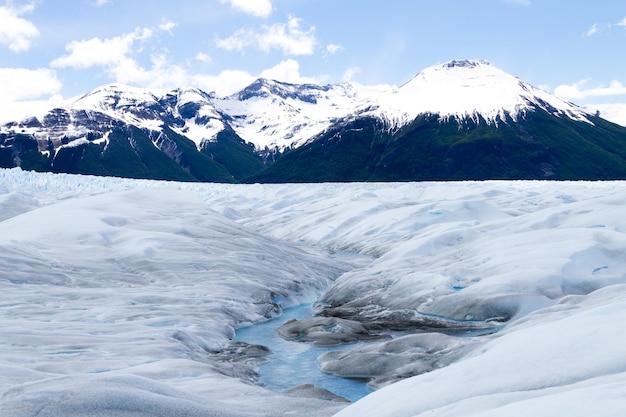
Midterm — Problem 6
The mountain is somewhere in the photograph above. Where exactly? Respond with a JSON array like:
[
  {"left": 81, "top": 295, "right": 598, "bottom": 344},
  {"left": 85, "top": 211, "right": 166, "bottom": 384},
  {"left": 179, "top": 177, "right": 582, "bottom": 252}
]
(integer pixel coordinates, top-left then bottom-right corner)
[
  {"left": 0, "top": 84, "right": 266, "bottom": 182},
  {"left": 216, "top": 78, "right": 374, "bottom": 158},
  {"left": 249, "top": 60, "right": 626, "bottom": 182},
  {"left": 2, "top": 60, "right": 626, "bottom": 182}
]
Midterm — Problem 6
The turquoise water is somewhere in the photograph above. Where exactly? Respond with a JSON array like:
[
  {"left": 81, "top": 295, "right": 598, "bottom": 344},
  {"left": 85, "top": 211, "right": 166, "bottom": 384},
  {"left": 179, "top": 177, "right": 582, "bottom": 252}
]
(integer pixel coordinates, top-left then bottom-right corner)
[{"left": 234, "top": 304, "right": 372, "bottom": 402}]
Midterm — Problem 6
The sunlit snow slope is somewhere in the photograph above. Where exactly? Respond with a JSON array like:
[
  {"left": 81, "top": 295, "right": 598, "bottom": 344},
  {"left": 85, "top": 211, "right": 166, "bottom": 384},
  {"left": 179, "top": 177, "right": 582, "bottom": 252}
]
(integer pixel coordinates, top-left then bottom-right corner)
[
  {"left": 369, "top": 59, "right": 590, "bottom": 126},
  {"left": 1, "top": 168, "right": 625, "bottom": 417}
]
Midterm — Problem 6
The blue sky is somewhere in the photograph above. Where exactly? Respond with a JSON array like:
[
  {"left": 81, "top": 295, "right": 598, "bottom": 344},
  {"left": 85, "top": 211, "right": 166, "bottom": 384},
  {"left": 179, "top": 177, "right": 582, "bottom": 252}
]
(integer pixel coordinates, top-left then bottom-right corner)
[{"left": 1, "top": 0, "right": 626, "bottom": 122}]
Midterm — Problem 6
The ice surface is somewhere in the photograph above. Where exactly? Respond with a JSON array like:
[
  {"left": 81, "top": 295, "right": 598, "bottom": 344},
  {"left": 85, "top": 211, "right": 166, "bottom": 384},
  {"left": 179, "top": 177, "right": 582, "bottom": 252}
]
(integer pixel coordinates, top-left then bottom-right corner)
[
  {"left": 1, "top": 168, "right": 625, "bottom": 416},
  {"left": 318, "top": 332, "right": 475, "bottom": 389},
  {"left": 334, "top": 285, "right": 626, "bottom": 417},
  {"left": 0, "top": 170, "right": 351, "bottom": 416}
]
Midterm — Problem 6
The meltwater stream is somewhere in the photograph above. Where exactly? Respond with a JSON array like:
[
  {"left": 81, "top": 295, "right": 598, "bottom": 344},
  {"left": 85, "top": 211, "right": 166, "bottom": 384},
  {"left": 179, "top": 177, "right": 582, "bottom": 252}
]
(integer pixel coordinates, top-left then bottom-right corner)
[{"left": 234, "top": 303, "right": 373, "bottom": 403}]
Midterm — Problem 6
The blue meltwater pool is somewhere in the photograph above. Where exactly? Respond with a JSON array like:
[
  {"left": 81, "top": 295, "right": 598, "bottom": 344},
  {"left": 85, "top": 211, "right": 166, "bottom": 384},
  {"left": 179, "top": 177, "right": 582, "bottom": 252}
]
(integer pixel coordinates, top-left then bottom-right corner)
[{"left": 234, "top": 303, "right": 373, "bottom": 402}]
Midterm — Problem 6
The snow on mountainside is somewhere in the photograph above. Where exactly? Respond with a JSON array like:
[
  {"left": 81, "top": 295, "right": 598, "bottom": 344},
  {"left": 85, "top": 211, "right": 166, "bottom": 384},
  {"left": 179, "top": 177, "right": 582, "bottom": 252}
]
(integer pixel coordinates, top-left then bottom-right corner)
[
  {"left": 1, "top": 60, "right": 596, "bottom": 155},
  {"left": 71, "top": 84, "right": 226, "bottom": 148},
  {"left": 216, "top": 79, "right": 375, "bottom": 151},
  {"left": 70, "top": 84, "right": 164, "bottom": 124},
  {"left": 367, "top": 60, "right": 591, "bottom": 127},
  {"left": 160, "top": 87, "right": 225, "bottom": 147},
  {"left": 2, "top": 84, "right": 227, "bottom": 151},
  {"left": 213, "top": 60, "right": 595, "bottom": 148}
]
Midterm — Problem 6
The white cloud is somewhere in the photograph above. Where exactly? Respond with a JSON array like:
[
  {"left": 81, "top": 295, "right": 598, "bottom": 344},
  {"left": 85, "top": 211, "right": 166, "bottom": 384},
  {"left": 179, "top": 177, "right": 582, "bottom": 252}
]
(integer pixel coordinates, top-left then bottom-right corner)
[
  {"left": 216, "top": 15, "right": 317, "bottom": 55},
  {"left": 220, "top": 0, "right": 272, "bottom": 18},
  {"left": 195, "top": 52, "right": 211, "bottom": 63},
  {"left": 50, "top": 28, "right": 153, "bottom": 69},
  {"left": 259, "top": 59, "right": 321, "bottom": 85},
  {"left": 618, "top": 17, "right": 626, "bottom": 27},
  {"left": 107, "top": 53, "right": 191, "bottom": 89},
  {"left": 47, "top": 22, "right": 320, "bottom": 99},
  {"left": 193, "top": 69, "right": 256, "bottom": 97},
  {"left": 583, "top": 24, "right": 599, "bottom": 37},
  {"left": 342, "top": 67, "right": 361, "bottom": 82},
  {"left": 554, "top": 79, "right": 626, "bottom": 101},
  {"left": 0, "top": 4, "right": 40, "bottom": 52},
  {"left": 93, "top": 0, "right": 111, "bottom": 6},
  {"left": 326, "top": 43, "right": 343, "bottom": 55},
  {"left": 587, "top": 103, "right": 626, "bottom": 126},
  {"left": 0, "top": 68, "right": 62, "bottom": 101},
  {"left": 49, "top": 25, "right": 193, "bottom": 92},
  {"left": 190, "top": 59, "right": 320, "bottom": 96},
  {"left": 0, "top": 94, "right": 67, "bottom": 124},
  {"left": 555, "top": 79, "right": 626, "bottom": 127},
  {"left": 0, "top": 68, "right": 63, "bottom": 122},
  {"left": 159, "top": 20, "right": 177, "bottom": 34}
]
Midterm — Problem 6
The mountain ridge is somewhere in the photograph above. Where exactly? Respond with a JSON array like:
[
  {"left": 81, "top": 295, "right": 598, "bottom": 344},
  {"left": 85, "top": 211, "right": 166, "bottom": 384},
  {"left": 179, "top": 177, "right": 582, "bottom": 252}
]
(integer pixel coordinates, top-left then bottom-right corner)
[{"left": 2, "top": 60, "right": 626, "bottom": 182}]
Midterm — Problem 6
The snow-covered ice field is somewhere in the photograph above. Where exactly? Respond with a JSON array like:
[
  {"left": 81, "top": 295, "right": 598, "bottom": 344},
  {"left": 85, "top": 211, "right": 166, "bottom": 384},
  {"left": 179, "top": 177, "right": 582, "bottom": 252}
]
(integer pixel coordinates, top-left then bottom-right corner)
[{"left": 1, "top": 168, "right": 625, "bottom": 416}]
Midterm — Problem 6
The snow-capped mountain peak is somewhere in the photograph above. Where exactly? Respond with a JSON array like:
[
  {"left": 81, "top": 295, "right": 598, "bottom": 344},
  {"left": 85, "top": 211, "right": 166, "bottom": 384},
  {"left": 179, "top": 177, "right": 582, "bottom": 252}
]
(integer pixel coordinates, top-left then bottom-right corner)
[
  {"left": 370, "top": 59, "right": 591, "bottom": 126},
  {"left": 235, "top": 78, "right": 331, "bottom": 103},
  {"left": 67, "top": 83, "right": 166, "bottom": 131},
  {"left": 59, "top": 84, "right": 225, "bottom": 148},
  {"left": 72, "top": 83, "right": 161, "bottom": 110},
  {"left": 161, "top": 86, "right": 214, "bottom": 110},
  {"left": 217, "top": 78, "right": 372, "bottom": 152},
  {"left": 160, "top": 86, "right": 225, "bottom": 147}
]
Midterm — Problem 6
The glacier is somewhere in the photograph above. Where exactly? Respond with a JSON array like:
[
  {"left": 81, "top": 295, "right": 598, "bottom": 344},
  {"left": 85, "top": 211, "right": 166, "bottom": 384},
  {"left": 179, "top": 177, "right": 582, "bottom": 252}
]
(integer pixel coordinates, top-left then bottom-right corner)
[{"left": 1, "top": 168, "right": 625, "bottom": 416}]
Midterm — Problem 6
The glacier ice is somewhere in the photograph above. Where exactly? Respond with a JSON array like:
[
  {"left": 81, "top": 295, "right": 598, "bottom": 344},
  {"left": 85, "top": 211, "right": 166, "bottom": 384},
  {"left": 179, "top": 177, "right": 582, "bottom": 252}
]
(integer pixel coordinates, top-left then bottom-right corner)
[{"left": 1, "top": 168, "right": 626, "bottom": 416}]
